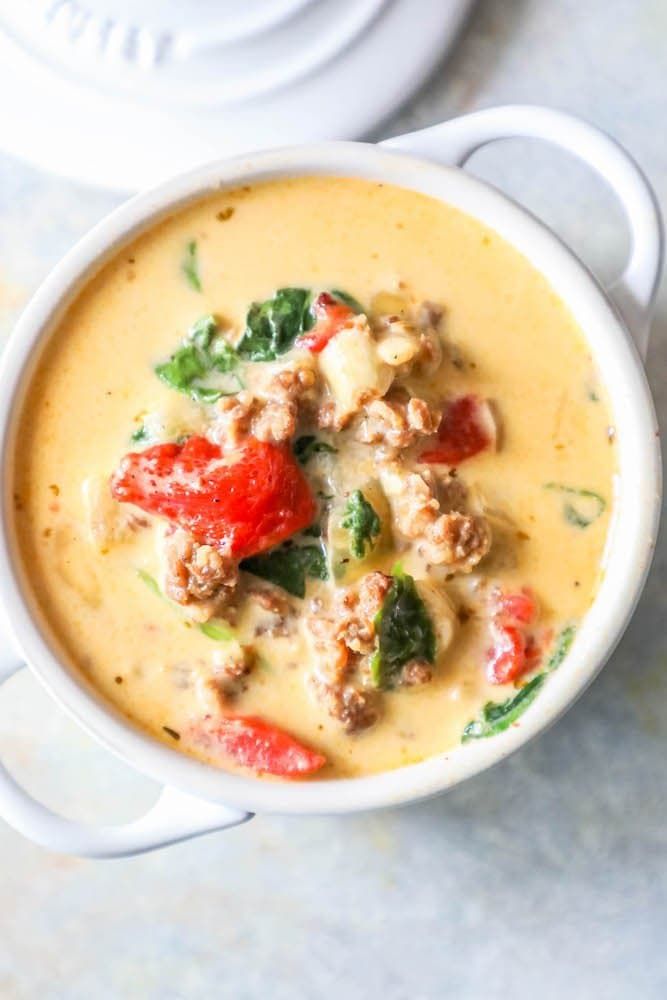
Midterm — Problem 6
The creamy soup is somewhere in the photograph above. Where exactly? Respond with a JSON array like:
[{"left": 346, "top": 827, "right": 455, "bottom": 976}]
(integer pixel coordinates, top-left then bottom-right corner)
[{"left": 13, "top": 177, "right": 615, "bottom": 779}]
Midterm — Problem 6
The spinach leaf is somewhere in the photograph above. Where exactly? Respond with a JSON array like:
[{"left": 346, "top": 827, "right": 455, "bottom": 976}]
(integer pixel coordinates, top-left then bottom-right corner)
[
  {"left": 293, "top": 435, "right": 338, "bottom": 465},
  {"left": 462, "top": 674, "right": 546, "bottom": 741},
  {"left": 131, "top": 423, "right": 149, "bottom": 444},
  {"left": 155, "top": 314, "right": 242, "bottom": 404},
  {"left": 189, "top": 313, "right": 216, "bottom": 348},
  {"left": 235, "top": 287, "right": 364, "bottom": 362},
  {"left": 208, "top": 337, "right": 240, "bottom": 373},
  {"left": 461, "top": 625, "right": 576, "bottom": 741},
  {"left": 137, "top": 568, "right": 235, "bottom": 639},
  {"left": 371, "top": 567, "right": 436, "bottom": 688},
  {"left": 182, "top": 240, "right": 202, "bottom": 292},
  {"left": 302, "top": 523, "right": 322, "bottom": 538},
  {"left": 241, "top": 544, "right": 328, "bottom": 598},
  {"left": 330, "top": 289, "right": 364, "bottom": 313},
  {"left": 342, "top": 489, "right": 381, "bottom": 559},
  {"left": 199, "top": 620, "right": 235, "bottom": 641},
  {"left": 544, "top": 483, "right": 606, "bottom": 528},
  {"left": 137, "top": 568, "right": 162, "bottom": 597},
  {"left": 546, "top": 624, "right": 576, "bottom": 671},
  {"left": 237, "top": 288, "right": 313, "bottom": 361}
]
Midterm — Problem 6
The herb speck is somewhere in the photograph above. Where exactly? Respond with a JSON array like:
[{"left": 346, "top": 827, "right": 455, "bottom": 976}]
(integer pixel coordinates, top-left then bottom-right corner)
[{"left": 182, "top": 240, "right": 202, "bottom": 292}]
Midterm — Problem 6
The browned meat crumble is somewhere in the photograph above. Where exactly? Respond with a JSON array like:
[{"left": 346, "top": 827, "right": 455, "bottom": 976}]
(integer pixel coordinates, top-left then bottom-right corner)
[
  {"left": 381, "top": 465, "right": 491, "bottom": 572},
  {"left": 164, "top": 527, "right": 238, "bottom": 611},
  {"left": 146, "top": 297, "right": 493, "bottom": 727}
]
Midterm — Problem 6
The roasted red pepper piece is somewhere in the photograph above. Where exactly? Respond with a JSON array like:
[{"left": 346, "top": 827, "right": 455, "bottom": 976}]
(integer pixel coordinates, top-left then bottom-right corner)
[
  {"left": 194, "top": 714, "right": 326, "bottom": 777},
  {"left": 295, "top": 292, "right": 354, "bottom": 353},
  {"left": 420, "top": 394, "right": 495, "bottom": 465},
  {"left": 487, "top": 624, "right": 527, "bottom": 685},
  {"left": 111, "top": 435, "right": 316, "bottom": 558},
  {"left": 493, "top": 587, "right": 538, "bottom": 626},
  {"left": 487, "top": 588, "right": 540, "bottom": 684}
]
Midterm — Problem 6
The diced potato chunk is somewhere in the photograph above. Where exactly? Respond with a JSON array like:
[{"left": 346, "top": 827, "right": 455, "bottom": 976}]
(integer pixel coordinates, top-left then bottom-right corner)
[
  {"left": 371, "top": 291, "right": 410, "bottom": 317},
  {"left": 138, "top": 394, "right": 205, "bottom": 444},
  {"left": 82, "top": 474, "right": 145, "bottom": 550},
  {"left": 319, "top": 320, "right": 392, "bottom": 423},
  {"left": 376, "top": 333, "right": 420, "bottom": 367},
  {"left": 416, "top": 579, "right": 457, "bottom": 657}
]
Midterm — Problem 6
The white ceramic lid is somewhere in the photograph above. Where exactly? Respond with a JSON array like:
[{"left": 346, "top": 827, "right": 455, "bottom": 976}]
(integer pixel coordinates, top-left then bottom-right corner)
[
  {"left": 3, "top": 0, "right": 389, "bottom": 104},
  {"left": 0, "top": 0, "right": 473, "bottom": 191},
  {"left": 5, "top": 0, "right": 319, "bottom": 65}
]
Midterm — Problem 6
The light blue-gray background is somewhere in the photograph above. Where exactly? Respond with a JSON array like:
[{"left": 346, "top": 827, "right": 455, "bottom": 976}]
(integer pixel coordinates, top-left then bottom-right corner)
[{"left": 1, "top": 2, "right": 666, "bottom": 997}]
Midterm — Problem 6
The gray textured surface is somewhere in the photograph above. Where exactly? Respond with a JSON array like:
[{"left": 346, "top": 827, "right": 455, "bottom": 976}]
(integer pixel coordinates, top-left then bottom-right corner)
[{"left": 1, "top": 2, "right": 666, "bottom": 997}]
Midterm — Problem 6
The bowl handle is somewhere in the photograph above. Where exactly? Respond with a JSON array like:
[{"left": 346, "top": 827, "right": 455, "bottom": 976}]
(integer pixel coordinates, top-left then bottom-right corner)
[
  {"left": 0, "top": 656, "right": 252, "bottom": 858},
  {"left": 382, "top": 104, "right": 664, "bottom": 359}
]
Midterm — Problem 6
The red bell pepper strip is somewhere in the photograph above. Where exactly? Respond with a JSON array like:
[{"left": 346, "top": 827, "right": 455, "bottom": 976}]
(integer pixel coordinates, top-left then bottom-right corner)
[
  {"left": 486, "top": 588, "right": 540, "bottom": 684},
  {"left": 420, "top": 394, "right": 496, "bottom": 465},
  {"left": 493, "top": 587, "right": 538, "bottom": 626},
  {"left": 111, "top": 435, "right": 316, "bottom": 558},
  {"left": 295, "top": 292, "right": 354, "bottom": 353},
  {"left": 486, "top": 624, "right": 528, "bottom": 685},
  {"left": 193, "top": 714, "right": 326, "bottom": 777}
]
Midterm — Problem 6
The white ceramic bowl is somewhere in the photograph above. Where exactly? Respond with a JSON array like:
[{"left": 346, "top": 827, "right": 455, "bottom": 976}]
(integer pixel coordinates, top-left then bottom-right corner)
[{"left": 0, "top": 106, "right": 662, "bottom": 858}]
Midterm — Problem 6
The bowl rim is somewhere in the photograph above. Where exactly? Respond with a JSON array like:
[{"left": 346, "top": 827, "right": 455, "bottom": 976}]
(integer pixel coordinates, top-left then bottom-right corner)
[{"left": 0, "top": 140, "right": 661, "bottom": 814}]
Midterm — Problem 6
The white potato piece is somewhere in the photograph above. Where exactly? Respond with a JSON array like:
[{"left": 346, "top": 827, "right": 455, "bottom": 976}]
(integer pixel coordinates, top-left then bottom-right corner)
[
  {"left": 370, "top": 290, "right": 410, "bottom": 317},
  {"left": 82, "top": 474, "right": 146, "bottom": 550},
  {"left": 376, "top": 333, "right": 420, "bottom": 367},
  {"left": 133, "top": 393, "right": 206, "bottom": 445},
  {"left": 416, "top": 579, "right": 458, "bottom": 658},
  {"left": 319, "top": 318, "right": 393, "bottom": 423}
]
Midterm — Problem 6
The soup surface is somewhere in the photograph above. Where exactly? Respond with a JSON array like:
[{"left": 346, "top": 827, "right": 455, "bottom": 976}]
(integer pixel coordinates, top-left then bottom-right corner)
[{"left": 14, "top": 177, "right": 615, "bottom": 779}]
